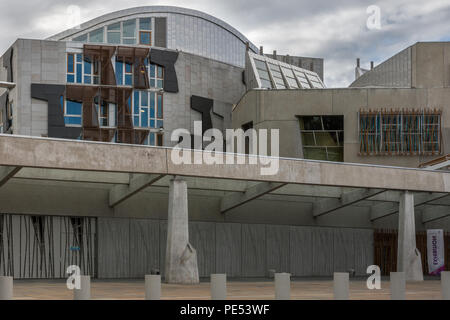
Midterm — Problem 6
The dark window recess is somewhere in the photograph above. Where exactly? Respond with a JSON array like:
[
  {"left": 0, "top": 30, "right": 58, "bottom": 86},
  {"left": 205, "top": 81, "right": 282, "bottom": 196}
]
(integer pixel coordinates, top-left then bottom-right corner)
[{"left": 242, "top": 121, "right": 254, "bottom": 154}]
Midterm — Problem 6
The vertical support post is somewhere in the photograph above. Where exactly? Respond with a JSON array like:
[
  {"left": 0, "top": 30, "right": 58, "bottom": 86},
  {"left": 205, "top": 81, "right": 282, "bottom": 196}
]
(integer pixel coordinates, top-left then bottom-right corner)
[
  {"left": 145, "top": 275, "right": 161, "bottom": 300},
  {"left": 0, "top": 276, "right": 13, "bottom": 300},
  {"left": 397, "top": 191, "right": 423, "bottom": 281},
  {"left": 211, "top": 274, "right": 227, "bottom": 300},
  {"left": 73, "top": 275, "right": 91, "bottom": 300},
  {"left": 390, "top": 272, "right": 406, "bottom": 300},
  {"left": 333, "top": 272, "right": 349, "bottom": 300},
  {"left": 275, "top": 273, "right": 290, "bottom": 300},
  {"left": 165, "top": 176, "right": 199, "bottom": 284},
  {"left": 442, "top": 271, "right": 450, "bottom": 300}
]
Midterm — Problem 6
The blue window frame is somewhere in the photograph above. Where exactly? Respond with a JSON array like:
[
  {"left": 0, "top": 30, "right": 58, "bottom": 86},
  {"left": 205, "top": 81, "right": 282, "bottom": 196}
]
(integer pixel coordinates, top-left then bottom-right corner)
[
  {"left": 145, "top": 60, "right": 164, "bottom": 89},
  {"left": 115, "top": 57, "right": 133, "bottom": 86},
  {"left": 67, "top": 53, "right": 99, "bottom": 84}
]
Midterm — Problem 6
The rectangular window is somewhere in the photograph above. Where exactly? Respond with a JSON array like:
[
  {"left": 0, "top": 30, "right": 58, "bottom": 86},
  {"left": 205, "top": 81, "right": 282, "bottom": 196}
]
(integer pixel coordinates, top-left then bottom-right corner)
[
  {"left": 253, "top": 59, "right": 273, "bottom": 89},
  {"left": 281, "top": 66, "right": 299, "bottom": 89},
  {"left": 294, "top": 71, "right": 311, "bottom": 89},
  {"left": 139, "top": 31, "right": 152, "bottom": 45},
  {"left": 359, "top": 110, "right": 441, "bottom": 155},
  {"left": 299, "top": 116, "right": 344, "bottom": 162},
  {"left": 268, "top": 63, "right": 286, "bottom": 89},
  {"left": 133, "top": 90, "right": 163, "bottom": 129},
  {"left": 122, "top": 19, "right": 136, "bottom": 44},
  {"left": 146, "top": 60, "right": 164, "bottom": 88},
  {"left": 143, "top": 132, "right": 163, "bottom": 146},
  {"left": 67, "top": 53, "right": 99, "bottom": 84},
  {"left": 107, "top": 22, "right": 121, "bottom": 44},
  {"left": 115, "top": 57, "right": 133, "bottom": 86},
  {"left": 89, "top": 28, "right": 104, "bottom": 43},
  {"left": 64, "top": 100, "right": 82, "bottom": 126}
]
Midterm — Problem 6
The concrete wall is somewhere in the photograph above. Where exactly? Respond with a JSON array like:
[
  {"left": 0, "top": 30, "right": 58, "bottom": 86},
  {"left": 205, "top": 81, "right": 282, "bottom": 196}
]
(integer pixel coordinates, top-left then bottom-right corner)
[
  {"left": 96, "top": 217, "right": 373, "bottom": 278},
  {"left": 164, "top": 50, "right": 245, "bottom": 146},
  {"left": 233, "top": 87, "right": 450, "bottom": 167},
  {"left": 350, "top": 47, "right": 411, "bottom": 88},
  {"left": 351, "top": 42, "right": 450, "bottom": 89}
]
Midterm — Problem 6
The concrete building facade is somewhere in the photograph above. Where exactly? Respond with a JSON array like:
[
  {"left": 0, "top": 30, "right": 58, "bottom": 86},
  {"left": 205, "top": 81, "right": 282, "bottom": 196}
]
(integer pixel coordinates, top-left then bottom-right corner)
[{"left": 1, "top": 7, "right": 449, "bottom": 281}]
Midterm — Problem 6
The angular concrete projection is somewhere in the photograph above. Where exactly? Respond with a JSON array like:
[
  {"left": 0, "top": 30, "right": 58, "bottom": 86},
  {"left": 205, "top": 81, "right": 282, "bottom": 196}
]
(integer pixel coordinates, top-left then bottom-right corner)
[
  {"left": 0, "top": 166, "right": 21, "bottom": 188},
  {"left": 220, "top": 182, "right": 286, "bottom": 213},
  {"left": 109, "top": 173, "right": 165, "bottom": 207},
  {"left": 421, "top": 205, "right": 450, "bottom": 223},
  {"left": 370, "top": 192, "right": 448, "bottom": 221},
  {"left": 165, "top": 176, "right": 199, "bottom": 284},
  {"left": 397, "top": 191, "right": 423, "bottom": 281},
  {"left": 313, "top": 188, "right": 384, "bottom": 217}
]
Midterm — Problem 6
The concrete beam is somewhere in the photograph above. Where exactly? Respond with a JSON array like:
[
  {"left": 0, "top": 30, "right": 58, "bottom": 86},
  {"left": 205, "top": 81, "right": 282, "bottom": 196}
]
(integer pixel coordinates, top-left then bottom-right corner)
[
  {"left": 370, "top": 192, "right": 448, "bottom": 221},
  {"left": 422, "top": 205, "right": 450, "bottom": 223},
  {"left": 220, "top": 182, "right": 286, "bottom": 213},
  {"left": 424, "top": 160, "right": 450, "bottom": 171},
  {"left": 109, "top": 174, "right": 165, "bottom": 207},
  {"left": 1, "top": 135, "right": 450, "bottom": 193},
  {"left": 313, "top": 188, "right": 385, "bottom": 217},
  {"left": 0, "top": 166, "right": 21, "bottom": 188}
]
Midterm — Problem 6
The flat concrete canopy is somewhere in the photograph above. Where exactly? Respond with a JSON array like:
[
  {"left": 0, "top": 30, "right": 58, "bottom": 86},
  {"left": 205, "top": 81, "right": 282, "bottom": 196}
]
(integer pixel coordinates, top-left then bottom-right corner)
[{"left": 1, "top": 134, "right": 450, "bottom": 224}]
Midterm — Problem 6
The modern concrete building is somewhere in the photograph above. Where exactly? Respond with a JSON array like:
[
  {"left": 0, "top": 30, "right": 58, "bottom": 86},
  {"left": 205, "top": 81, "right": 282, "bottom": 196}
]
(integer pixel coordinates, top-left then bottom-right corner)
[{"left": 0, "top": 7, "right": 449, "bottom": 282}]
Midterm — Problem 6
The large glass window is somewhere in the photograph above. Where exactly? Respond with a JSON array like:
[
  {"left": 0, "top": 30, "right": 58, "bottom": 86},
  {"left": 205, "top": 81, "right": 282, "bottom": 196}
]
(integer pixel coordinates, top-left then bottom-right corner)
[
  {"left": 143, "top": 132, "right": 163, "bottom": 146},
  {"left": 139, "top": 17, "right": 152, "bottom": 46},
  {"left": 268, "top": 63, "right": 286, "bottom": 89},
  {"left": 359, "top": 110, "right": 441, "bottom": 155},
  {"left": 122, "top": 19, "right": 136, "bottom": 44},
  {"left": 62, "top": 99, "right": 82, "bottom": 126},
  {"left": 67, "top": 53, "right": 99, "bottom": 84},
  {"left": 133, "top": 90, "right": 163, "bottom": 129},
  {"left": 305, "top": 73, "right": 324, "bottom": 88},
  {"left": 89, "top": 28, "right": 104, "bottom": 43},
  {"left": 254, "top": 59, "right": 273, "bottom": 89},
  {"left": 93, "top": 97, "right": 116, "bottom": 127},
  {"left": 299, "top": 116, "right": 344, "bottom": 162},
  {"left": 107, "top": 23, "right": 121, "bottom": 44},
  {"left": 281, "top": 67, "right": 299, "bottom": 88},
  {"left": 294, "top": 70, "right": 311, "bottom": 88},
  {"left": 145, "top": 59, "right": 164, "bottom": 88},
  {"left": 115, "top": 57, "right": 133, "bottom": 86}
]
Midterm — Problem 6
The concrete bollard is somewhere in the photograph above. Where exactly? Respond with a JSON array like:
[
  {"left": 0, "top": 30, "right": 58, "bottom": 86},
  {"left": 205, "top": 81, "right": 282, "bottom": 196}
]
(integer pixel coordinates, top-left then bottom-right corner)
[
  {"left": 74, "top": 275, "right": 91, "bottom": 300},
  {"left": 333, "top": 272, "right": 349, "bottom": 300},
  {"left": 442, "top": 271, "right": 450, "bottom": 300},
  {"left": 275, "top": 273, "right": 290, "bottom": 300},
  {"left": 145, "top": 275, "right": 161, "bottom": 300},
  {"left": 0, "top": 276, "right": 13, "bottom": 300},
  {"left": 211, "top": 274, "right": 227, "bottom": 300},
  {"left": 390, "top": 272, "right": 405, "bottom": 300}
]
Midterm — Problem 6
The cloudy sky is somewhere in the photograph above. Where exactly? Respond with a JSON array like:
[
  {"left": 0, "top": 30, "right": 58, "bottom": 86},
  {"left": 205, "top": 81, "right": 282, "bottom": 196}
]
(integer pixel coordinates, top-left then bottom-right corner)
[{"left": 1, "top": 0, "right": 449, "bottom": 87}]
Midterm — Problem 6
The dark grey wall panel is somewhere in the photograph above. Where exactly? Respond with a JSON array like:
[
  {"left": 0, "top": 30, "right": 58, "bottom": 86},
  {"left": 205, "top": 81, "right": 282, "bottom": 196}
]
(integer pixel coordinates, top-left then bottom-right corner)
[
  {"left": 242, "top": 224, "right": 266, "bottom": 277},
  {"left": 289, "top": 226, "right": 313, "bottom": 276},
  {"left": 215, "top": 223, "right": 241, "bottom": 277},
  {"left": 312, "top": 227, "right": 334, "bottom": 276},
  {"left": 31, "top": 83, "right": 81, "bottom": 139},
  {"left": 266, "top": 225, "right": 290, "bottom": 273},
  {"left": 149, "top": 48, "right": 179, "bottom": 93},
  {"left": 353, "top": 229, "right": 374, "bottom": 275},
  {"left": 333, "top": 228, "right": 355, "bottom": 273},
  {"left": 97, "top": 218, "right": 130, "bottom": 278},
  {"left": 0, "top": 93, "right": 9, "bottom": 133},
  {"left": 191, "top": 95, "right": 213, "bottom": 133},
  {"left": 189, "top": 222, "right": 216, "bottom": 277},
  {"left": 129, "top": 219, "right": 160, "bottom": 278},
  {"left": 154, "top": 17, "right": 167, "bottom": 48}
]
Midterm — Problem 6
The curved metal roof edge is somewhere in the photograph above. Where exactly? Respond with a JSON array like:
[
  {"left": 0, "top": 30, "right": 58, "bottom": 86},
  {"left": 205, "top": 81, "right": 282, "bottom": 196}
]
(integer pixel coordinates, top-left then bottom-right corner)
[{"left": 47, "top": 5, "right": 258, "bottom": 52}]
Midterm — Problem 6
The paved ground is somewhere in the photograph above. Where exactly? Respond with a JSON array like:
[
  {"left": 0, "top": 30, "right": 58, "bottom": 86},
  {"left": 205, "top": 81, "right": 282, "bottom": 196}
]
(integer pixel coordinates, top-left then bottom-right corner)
[{"left": 10, "top": 278, "right": 444, "bottom": 300}]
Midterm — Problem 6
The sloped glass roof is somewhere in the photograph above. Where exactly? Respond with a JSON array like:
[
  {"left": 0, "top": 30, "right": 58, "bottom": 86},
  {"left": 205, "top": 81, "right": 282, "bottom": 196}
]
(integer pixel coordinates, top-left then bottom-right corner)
[{"left": 248, "top": 52, "right": 325, "bottom": 89}]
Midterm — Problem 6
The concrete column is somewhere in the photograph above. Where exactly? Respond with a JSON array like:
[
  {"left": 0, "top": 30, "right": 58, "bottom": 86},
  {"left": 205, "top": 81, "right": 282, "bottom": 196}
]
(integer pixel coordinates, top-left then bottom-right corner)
[
  {"left": 333, "top": 272, "right": 349, "bottom": 300},
  {"left": 275, "top": 273, "right": 290, "bottom": 300},
  {"left": 0, "top": 276, "right": 13, "bottom": 300},
  {"left": 73, "top": 275, "right": 90, "bottom": 300},
  {"left": 397, "top": 191, "right": 423, "bottom": 281},
  {"left": 165, "top": 176, "right": 199, "bottom": 284},
  {"left": 442, "top": 271, "right": 450, "bottom": 300},
  {"left": 145, "top": 275, "right": 161, "bottom": 300},
  {"left": 211, "top": 274, "right": 227, "bottom": 300},
  {"left": 390, "top": 272, "right": 405, "bottom": 300}
]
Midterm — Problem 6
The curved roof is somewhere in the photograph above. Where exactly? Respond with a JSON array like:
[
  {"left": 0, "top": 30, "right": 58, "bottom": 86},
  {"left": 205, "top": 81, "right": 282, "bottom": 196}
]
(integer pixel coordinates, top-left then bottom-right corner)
[{"left": 48, "top": 6, "right": 258, "bottom": 52}]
